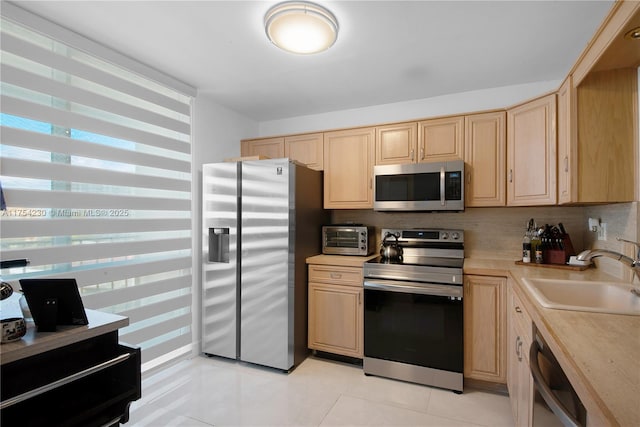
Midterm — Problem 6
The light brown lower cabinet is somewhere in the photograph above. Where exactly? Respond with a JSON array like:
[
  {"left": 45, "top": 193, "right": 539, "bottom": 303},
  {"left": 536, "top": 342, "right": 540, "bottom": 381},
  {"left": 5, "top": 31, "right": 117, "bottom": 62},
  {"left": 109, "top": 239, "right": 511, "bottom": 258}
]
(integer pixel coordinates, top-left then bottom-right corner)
[
  {"left": 507, "top": 283, "right": 533, "bottom": 427},
  {"left": 308, "top": 264, "right": 363, "bottom": 358},
  {"left": 464, "top": 275, "right": 507, "bottom": 383}
]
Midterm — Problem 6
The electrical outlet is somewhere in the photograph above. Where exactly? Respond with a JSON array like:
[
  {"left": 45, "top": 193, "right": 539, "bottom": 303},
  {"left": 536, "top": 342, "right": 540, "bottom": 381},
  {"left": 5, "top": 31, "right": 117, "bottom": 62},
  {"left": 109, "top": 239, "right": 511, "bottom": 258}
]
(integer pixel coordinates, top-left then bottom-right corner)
[{"left": 598, "top": 223, "right": 607, "bottom": 241}]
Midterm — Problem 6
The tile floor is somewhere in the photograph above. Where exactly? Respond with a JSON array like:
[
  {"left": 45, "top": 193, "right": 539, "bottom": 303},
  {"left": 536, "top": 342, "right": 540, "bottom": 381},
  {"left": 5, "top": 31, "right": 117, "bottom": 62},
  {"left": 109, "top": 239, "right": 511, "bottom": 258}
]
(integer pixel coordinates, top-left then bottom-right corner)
[{"left": 127, "top": 355, "right": 515, "bottom": 427}]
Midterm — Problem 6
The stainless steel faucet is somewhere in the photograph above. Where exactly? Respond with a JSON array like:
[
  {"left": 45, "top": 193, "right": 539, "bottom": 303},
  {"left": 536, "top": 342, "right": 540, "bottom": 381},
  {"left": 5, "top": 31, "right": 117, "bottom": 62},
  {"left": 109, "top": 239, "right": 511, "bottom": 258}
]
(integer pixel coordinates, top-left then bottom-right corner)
[{"left": 576, "top": 237, "right": 640, "bottom": 295}]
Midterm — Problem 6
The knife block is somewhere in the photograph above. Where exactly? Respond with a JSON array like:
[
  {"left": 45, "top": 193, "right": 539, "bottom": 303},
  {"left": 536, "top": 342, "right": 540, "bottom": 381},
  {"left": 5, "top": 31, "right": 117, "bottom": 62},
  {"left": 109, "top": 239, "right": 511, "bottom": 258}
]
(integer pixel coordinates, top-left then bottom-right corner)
[{"left": 543, "top": 234, "right": 575, "bottom": 265}]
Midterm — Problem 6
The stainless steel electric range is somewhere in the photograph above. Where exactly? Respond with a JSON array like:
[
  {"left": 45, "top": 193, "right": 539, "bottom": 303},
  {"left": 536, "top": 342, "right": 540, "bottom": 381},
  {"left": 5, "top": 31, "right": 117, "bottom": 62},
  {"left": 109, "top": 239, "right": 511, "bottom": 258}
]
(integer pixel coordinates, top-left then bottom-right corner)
[{"left": 363, "top": 228, "right": 464, "bottom": 393}]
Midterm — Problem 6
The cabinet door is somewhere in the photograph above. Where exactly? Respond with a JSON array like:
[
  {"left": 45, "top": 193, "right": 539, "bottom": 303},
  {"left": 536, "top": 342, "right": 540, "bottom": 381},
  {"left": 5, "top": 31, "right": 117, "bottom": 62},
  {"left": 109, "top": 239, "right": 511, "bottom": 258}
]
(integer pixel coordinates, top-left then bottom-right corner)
[
  {"left": 323, "top": 127, "right": 374, "bottom": 209},
  {"left": 507, "top": 285, "right": 533, "bottom": 427},
  {"left": 308, "top": 282, "right": 363, "bottom": 358},
  {"left": 464, "top": 112, "right": 506, "bottom": 207},
  {"left": 241, "top": 137, "right": 285, "bottom": 159},
  {"left": 464, "top": 275, "right": 506, "bottom": 383},
  {"left": 418, "top": 116, "right": 464, "bottom": 162},
  {"left": 375, "top": 122, "right": 418, "bottom": 165},
  {"left": 507, "top": 94, "right": 557, "bottom": 206},
  {"left": 576, "top": 69, "right": 636, "bottom": 203},
  {"left": 557, "top": 77, "right": 577, "bottom": 205},
  {"left": 284, "top": 133, "right": 324, "bottom": 171}
]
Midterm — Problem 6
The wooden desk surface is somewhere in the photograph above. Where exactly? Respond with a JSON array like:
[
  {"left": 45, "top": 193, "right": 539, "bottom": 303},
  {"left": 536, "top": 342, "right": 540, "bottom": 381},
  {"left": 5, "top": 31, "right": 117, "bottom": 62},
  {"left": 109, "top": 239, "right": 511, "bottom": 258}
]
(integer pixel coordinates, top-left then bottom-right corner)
[{"left": 0, "top": 309, "right": 128, "bottom": 365}]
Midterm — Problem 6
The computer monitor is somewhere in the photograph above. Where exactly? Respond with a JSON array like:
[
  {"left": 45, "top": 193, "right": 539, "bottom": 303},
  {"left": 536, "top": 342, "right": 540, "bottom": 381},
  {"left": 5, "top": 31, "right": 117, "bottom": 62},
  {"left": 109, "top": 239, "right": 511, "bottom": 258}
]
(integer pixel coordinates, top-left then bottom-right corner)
[{"left": 19, "top": 278, "right": 89, "bottom": 332}]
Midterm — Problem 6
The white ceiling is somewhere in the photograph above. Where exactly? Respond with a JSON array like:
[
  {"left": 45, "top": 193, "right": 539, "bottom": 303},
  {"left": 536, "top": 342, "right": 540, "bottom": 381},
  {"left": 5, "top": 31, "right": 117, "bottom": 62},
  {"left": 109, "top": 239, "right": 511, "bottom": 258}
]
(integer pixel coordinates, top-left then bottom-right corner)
[{"left": 11, "top": 1, "right": 614, "bottom": 122}]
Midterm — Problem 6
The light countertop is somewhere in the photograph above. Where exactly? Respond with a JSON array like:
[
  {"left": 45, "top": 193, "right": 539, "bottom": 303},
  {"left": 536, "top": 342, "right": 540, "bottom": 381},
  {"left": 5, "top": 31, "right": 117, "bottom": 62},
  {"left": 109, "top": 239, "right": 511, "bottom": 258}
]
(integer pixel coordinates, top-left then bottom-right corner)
[
  {"left": 464, "top": 258, "right": 640, "bottom": 427},
  {"left": 306, "top": 254, "right": 377, "bottom": 267},
  {"left": 0, "top": 309, "right": 128, "bottom": 365}
]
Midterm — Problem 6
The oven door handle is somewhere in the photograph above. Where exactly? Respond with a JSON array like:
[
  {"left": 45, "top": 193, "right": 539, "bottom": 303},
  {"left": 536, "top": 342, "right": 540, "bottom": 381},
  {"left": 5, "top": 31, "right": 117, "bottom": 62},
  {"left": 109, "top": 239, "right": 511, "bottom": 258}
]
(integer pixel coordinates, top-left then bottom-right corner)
[
  {"left": 364, "top": 280, "right": 462, "bottom": 298},
  {"left": 529, "top": 340, "right": 582, "bottom": 427}
]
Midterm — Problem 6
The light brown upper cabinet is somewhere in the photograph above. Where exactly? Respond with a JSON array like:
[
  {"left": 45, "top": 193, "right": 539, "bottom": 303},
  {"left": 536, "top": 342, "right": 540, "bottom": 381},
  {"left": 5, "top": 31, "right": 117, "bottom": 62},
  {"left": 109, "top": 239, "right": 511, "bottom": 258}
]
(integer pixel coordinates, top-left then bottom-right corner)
[
  {"left": 558, "top": 69, "right": 636, "bottom": 204},
  {"left": 557, "top": 76, "right": 577, "bottom": 204},
  {"left": 240, "top": 137, "right": 284, "bottom": 159},
  {"left": 464, "top": 111, "right": 506, "bottom": 207},
  {"left": 418, "top": 116, "right": 465, "bottom": 162},
  {"left": 375, "top": 122, "right": 418, "bottom": 165},
  {"left": 506, "top": 94, "right": 557, "bottom": 206},
  {"left": 284, "top": 133, "right": 324, "bottom": 171},
  {"left": 561, "top": 1, "right": 639, "bottom": 203},
  {"left": 323, "top": 127, "right": 375, "bottom": 209}
]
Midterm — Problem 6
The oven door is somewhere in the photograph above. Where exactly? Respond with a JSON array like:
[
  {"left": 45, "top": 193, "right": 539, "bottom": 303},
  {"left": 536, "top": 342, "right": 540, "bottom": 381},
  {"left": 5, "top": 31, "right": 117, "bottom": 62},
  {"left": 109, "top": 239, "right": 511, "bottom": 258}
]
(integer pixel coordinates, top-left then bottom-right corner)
[{"left": 363, "top": 280, "right": 463, "bottom": 373}]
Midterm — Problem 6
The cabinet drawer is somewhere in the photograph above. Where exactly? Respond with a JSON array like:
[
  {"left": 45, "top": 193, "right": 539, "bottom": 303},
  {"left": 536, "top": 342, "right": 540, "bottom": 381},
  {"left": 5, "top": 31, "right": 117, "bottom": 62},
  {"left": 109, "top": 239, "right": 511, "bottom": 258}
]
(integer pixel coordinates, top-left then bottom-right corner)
[
  {"left": 308, "top": 265, "right": 363, "bottom": 287},
  {"left": 1, "top": 338, "right": 141, "bottom": 427}
]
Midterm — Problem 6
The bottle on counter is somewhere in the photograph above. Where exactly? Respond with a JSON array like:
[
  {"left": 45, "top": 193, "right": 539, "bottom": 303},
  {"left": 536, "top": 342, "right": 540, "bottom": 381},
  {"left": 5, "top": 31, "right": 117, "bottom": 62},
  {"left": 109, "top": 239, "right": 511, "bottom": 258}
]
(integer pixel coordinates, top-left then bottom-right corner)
[
  {"left": 522, "top": 232, "right": 531, "bottom": 263},
  {"left": 532, "top": 231, "right": 543, "bottom": 264}
]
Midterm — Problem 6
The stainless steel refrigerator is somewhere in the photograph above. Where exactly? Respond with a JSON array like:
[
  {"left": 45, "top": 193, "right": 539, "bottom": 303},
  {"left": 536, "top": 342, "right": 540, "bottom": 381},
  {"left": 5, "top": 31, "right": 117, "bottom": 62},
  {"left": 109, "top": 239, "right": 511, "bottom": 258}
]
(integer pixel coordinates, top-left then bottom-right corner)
[{"left": 202, "top": 158, "right": 326, "bottom": 371}]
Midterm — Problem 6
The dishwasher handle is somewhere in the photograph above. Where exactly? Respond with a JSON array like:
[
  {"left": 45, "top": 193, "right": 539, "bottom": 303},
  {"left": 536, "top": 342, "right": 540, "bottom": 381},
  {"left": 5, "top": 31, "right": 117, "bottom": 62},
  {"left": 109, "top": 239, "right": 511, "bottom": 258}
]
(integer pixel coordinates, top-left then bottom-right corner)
[{"left": 529, "top": 340, "right": 582, "bottom": 427}]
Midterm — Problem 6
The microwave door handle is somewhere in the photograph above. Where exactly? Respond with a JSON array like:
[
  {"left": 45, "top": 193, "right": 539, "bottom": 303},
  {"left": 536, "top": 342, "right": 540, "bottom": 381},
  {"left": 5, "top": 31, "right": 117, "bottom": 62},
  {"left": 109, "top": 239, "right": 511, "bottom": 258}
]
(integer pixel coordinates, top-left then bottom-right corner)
[
  {"left": 529, "top": 340, "right": 581, "bottom": 427},
  {"left": 440, "top": 166, "right": 446, "bottom": 206}
]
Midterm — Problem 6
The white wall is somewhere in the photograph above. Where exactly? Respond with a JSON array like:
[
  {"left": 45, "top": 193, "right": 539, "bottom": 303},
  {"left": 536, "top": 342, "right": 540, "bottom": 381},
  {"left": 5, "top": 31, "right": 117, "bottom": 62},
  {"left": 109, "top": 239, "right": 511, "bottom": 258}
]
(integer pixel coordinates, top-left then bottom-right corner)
[
  {"left": 258, "top": 80, "right": 562, "bottom": 137},
  {"left": 193, "top": 94, "right": 259, "bottom": 163}
]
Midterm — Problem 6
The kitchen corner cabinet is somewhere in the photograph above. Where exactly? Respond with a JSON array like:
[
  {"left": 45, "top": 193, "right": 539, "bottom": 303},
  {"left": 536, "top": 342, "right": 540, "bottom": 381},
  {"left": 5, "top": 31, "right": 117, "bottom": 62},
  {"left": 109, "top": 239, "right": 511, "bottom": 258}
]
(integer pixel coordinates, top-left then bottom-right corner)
[
  {"left": 574, "top": 69, "right": 636, "bottom": 203},
  {"left": 464, "top": 111, "right": 506, "bottom": 207},
  {"left": 308, "top": 264, "right": 363, "bottom": 358},
  {"left": 284, "top": 133, "right": 324, "bottom": 171},
  {"left": 463, "top": 275, "right": 507, "bottom": 383},
  {"left": 241, "top": 137, "right": 285, "bottom": 159},
  {"left": 323, "top": 127, "right": 374, "bottom": 209},
  {"left": 558, "top": 69, "right": 637, "bottom": 204},
  {"left": 375, "top": 122, "right": 418, "bottom": 165},
  {"left": 507, "top": 284, "right": 533, "bottom": 427},
  {"left": 418, "top": 116, "right": 464, "bottom": 162},
  {"left": 507, "top": 94, "right": 557, "bottom": 206}
]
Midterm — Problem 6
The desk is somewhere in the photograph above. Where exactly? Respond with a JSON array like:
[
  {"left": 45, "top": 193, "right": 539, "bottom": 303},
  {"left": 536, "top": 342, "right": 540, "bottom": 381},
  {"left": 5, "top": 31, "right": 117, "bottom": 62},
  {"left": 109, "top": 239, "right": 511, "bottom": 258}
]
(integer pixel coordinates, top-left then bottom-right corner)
[{"left": 0, "top": 309, "right": 141, "bottom": 426}]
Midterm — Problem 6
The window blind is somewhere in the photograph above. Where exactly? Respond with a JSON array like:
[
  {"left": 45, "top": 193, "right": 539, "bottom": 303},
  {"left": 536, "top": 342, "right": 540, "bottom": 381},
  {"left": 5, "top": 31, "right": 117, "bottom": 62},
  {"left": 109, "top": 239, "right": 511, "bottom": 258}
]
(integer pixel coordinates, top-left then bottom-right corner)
[{"left": 0, "top": 7, "right": 194, "bottom": 371}]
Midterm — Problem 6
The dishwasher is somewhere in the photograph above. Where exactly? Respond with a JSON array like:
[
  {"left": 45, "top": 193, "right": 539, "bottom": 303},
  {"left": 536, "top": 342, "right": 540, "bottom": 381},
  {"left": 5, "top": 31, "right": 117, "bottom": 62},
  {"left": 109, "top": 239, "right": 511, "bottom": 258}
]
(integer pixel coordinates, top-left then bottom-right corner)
[{"left": 529, "top": 327, "right": 587, "bottom": 427}]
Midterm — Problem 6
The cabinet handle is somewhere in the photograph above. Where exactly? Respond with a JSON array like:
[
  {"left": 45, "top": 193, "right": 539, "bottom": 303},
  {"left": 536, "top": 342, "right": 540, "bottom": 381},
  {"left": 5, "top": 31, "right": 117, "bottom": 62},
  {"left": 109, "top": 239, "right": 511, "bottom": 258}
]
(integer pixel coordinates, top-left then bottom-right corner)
[
  {"left": 508, "top": 169, "right": 513, "bottom": 183},
  {"left": 410, "top": 149, "right": 415, "bottom": 161},
  {"left": 515, "top": 306, "right": 522, "bottom": 313},
  {"left": 358, "top": 292, "right": 362, "bottom": 305},
  {"left": 370, "top": 178, "right": 372, "bottom": 189},
  {"left": 467, "top": 172, "right": 471, "bottom": 184},
  {"left": 330, "top": 273, "right": 342, "bottom": 279},
  {"left": 564, "top": 156, "right": 569, "bottom": 173},
  {"left": 515, "top": 336, "right": 522, "bottom": 362},
  {"left": 420, "top": 147, "right": 425, "bottom": 160}
]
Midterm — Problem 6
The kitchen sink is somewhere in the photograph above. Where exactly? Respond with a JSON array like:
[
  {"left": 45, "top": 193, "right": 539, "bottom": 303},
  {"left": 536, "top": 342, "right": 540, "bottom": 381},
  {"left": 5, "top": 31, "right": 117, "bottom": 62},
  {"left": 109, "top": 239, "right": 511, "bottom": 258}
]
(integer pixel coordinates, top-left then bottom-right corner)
[{"left": 521, "top": 278, "right": 640, "bottom": 316}]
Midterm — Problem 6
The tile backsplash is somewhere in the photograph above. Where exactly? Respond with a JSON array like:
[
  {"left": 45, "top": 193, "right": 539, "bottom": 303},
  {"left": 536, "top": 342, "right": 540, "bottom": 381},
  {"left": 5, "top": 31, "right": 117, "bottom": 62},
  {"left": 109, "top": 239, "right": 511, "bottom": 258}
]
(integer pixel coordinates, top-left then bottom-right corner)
[
  {"left": 332, "top": 202, "right": 639, "bottom": 280},
  {"left": 583, "top": 202, "right": 639, "bottom": 281}
]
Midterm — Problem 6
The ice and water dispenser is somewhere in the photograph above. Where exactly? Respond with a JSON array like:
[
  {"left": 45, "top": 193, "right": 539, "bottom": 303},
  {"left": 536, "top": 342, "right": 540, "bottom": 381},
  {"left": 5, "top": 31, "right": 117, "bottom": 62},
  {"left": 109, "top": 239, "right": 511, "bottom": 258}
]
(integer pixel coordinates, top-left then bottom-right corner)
[{"left": 208, "top": 228, "right": 229, "bottom": 263}]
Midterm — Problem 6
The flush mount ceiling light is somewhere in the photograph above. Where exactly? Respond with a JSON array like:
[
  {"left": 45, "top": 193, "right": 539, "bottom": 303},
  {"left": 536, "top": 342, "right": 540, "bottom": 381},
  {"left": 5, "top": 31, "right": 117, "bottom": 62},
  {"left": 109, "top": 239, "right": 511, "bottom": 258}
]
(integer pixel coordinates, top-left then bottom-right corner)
[{"left": 264, "top": 1, "right": 339, "bottom": 54}]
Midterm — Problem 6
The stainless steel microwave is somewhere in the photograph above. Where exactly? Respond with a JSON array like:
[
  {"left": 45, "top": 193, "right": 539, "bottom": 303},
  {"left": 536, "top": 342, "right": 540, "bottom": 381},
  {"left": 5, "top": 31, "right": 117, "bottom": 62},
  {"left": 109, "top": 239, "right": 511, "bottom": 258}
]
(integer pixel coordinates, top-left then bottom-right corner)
[
  {"left": 322, "top": 225, "right": 374, "bottom": 256},
  {"left": 373, "top": 160, "right": 464, "bottom": 211}
]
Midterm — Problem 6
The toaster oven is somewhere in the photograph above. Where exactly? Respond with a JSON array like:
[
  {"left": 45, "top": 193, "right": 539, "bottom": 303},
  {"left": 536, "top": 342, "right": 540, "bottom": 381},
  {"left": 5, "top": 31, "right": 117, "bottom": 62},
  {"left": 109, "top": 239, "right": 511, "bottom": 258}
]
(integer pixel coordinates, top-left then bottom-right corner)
[{"left": 322, "top": 225, "right": 374, "bottom": 256}]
